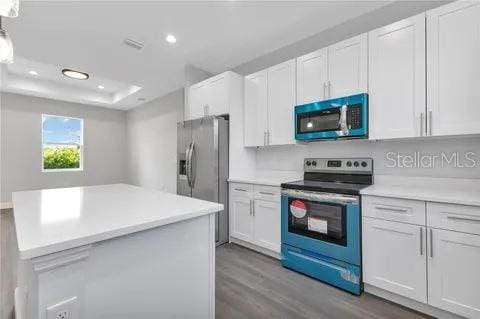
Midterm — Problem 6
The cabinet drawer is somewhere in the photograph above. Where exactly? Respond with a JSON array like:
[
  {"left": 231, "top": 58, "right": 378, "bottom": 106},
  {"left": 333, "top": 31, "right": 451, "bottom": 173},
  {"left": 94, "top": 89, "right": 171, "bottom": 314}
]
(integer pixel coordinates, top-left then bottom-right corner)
[
  {"left": 230, "top": 183, "right": 253, "bottom": 198},
  {"left": 427, "top": 202, "right": 480, "bottom": 235},
  {"left": 253, "top": 185, "right": 280, "bottom": 202},
  {"left": 362, "top": 196, "right": 425, "bottom": 225}
]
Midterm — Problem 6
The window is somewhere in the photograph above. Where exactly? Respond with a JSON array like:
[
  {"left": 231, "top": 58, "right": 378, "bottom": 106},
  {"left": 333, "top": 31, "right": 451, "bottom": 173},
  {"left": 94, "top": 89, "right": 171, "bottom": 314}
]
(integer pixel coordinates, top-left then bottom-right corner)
[{"left": 42, "top": 115, "right": 83, "bottom": 171}]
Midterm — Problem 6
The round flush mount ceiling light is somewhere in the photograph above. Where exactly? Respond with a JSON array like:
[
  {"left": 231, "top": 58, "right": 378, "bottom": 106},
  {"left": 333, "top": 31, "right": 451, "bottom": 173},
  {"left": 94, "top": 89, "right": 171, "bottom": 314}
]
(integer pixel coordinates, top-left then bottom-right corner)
[
  {"left": 97, "top": 85, "right": 104, "bottom": 90},
  {"left": 29, "top": 70, "right": 38, "bottom": 76},
  {"left": 165, "top": 34, "right": 177, "bottom": 44},
  {"left": 0, "top": 0, "right": 19, "bottom": 17},
  {"left": 62, "top": 68, "right": 89, "bottom": 80}
]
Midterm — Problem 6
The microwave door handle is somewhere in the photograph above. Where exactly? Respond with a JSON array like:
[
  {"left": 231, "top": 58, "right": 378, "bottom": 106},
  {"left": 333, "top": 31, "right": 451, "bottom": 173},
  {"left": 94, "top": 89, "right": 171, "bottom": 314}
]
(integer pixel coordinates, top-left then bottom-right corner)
[{"left": 336, "top": 105, "right": 348, "bottom": 136}]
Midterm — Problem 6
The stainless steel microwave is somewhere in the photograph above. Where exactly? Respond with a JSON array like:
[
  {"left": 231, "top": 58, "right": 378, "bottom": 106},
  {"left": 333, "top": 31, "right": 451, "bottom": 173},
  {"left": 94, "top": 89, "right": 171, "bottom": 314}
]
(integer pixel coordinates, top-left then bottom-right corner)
[{"left": 294, "top": 93, "right": 368, "bottom": 141}]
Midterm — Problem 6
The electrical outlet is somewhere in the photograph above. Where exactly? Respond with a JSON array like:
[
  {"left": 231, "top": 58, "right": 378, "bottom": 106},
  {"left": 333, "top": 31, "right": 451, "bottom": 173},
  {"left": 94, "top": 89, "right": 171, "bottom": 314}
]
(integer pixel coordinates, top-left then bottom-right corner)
[{"left": 46, "top": 296, "right": 77, "bottom": 319}]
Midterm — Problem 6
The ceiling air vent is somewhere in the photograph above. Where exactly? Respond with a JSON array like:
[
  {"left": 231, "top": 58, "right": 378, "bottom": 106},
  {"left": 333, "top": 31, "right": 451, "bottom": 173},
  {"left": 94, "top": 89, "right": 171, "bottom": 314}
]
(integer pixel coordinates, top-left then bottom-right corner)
[{"left": 123, "top": 38, "right": 144, "bottom": 50}]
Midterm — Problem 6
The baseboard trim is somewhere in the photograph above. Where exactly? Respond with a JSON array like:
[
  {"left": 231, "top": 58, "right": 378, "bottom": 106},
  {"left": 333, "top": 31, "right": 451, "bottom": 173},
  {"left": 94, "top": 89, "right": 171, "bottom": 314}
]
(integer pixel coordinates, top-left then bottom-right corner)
[
  {"left": 1, "top": 202, "right": 13, "bottom": 210},
  {"left": 229, "top": 237, "right": 280, "bottom": 259},
  {"left": 364, "top": 284, "right": 463, "bottom": 319}
]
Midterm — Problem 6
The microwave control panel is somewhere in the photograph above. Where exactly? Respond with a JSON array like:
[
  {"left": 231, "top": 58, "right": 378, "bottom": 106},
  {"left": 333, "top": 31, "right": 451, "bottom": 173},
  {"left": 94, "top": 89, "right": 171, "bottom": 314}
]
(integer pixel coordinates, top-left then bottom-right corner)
[{"left": 346, "top": 104, "right": 362, "bottom": 130}]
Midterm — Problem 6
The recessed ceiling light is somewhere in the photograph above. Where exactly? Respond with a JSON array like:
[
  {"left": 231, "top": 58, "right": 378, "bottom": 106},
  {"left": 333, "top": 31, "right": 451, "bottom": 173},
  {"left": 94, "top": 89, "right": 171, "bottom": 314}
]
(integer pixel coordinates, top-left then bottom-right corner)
[
  {"left": 165, "top": 34, "right": 177, "bottom": 44},
  {"left": 29, "top": 70, "right": 38, "bottom": 76},
  {"left": 62, "top": 68, "right": 89, "bottom": 80},
  {"left": 97, "top": 85, "right": 105, "bottom": 90}
]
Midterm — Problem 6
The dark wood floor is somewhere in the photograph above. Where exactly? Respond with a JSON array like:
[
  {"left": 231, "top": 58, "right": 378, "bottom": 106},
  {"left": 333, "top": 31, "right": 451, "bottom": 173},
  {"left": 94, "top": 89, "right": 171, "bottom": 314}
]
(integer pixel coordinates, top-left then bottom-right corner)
[{"left": 216, "top": 243, "right": 431, "bottom": 319}]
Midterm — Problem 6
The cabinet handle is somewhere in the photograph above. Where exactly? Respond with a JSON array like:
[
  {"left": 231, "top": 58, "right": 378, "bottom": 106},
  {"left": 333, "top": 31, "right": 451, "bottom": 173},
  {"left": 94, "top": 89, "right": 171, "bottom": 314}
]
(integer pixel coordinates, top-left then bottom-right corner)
[
  {"left": 234, "top": 188, "right": 247, "bottom": 192},
  {"left": 430, "top": 228, "right": 434, "bottom": 258},
  {"left": 252, "top": 199, "right": 255, "bottom": 216},
  {"left": 374, "top": 206, "right": 408, "bottom": 213},
  {"left": 259, "top": 191, "right": 275, "bottom": 196},
  {"left": 428, "top": 111, "right": 433, "bottom": 136},
  {"left": 249, "top": 199, "right": 253, "bottom": 215},
  {"left": 323, "top": 82, "right": 327, "bottom": 99},
  {"left": 204, "top": 104, "right": 210, "bottom": 117},
  {"left": 446, "top": 216, "right": 480, "bottom": 223},
  {"left": 420, "top": 227, "right": 423, "bottom": 256},
  {"left": 420, "top": 113, "right": 424, "bottom": 136},
  {"left": 328, "top": 81, "right": 332, "bottom": 98},
  {"left": 263, "top": 131, "right": 267, "bottom": 146}
]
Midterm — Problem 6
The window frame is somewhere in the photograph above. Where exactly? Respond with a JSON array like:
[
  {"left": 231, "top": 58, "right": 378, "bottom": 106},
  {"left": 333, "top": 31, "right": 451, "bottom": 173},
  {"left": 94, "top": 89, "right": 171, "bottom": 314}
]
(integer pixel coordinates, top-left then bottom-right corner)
[{"left": 41, "top": 114, "right": 84, "bottom": 173}]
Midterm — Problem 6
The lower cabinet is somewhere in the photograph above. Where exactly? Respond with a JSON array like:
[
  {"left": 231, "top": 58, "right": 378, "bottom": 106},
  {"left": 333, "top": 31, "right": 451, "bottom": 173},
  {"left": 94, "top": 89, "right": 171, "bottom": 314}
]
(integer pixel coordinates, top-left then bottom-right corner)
[
  {"left": 363, "top": 195, "right": 480, "bottom": 318},
  {"left": 229, "top": 182, "right": 281, "bottom": 254},
  {"left": 428, "top": 228, "right": 480, "bottom": 318},
  {"left": 363, "top": 218, "right": 427, "bottom": 303}
]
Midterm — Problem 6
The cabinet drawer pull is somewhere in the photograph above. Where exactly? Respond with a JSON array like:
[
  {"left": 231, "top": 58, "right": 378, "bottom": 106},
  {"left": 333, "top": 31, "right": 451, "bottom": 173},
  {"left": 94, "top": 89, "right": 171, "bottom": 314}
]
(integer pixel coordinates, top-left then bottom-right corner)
[
  {"left": 420, "top": 112, "right": 424, "bottom": 136},
  {"left": 259, "top": 191, "right": 275, "bottom": 196},
  {"left": 234, "top": 188, "right": 247, "bottom": 192},
  {"left": 420, "top": 227, "right": 423, "bottom": 256},
  {"left": 428, "top": 110, "right": 433, "bottom": 136},
  {"left": 446, "top": 216, "right": 480, "bottom": 223},
  {"left": 430, "top": 229, "right": 434, "bottom": 258},
  {"left": 374, "top": 206, "right": 408, "bottom": 213}
]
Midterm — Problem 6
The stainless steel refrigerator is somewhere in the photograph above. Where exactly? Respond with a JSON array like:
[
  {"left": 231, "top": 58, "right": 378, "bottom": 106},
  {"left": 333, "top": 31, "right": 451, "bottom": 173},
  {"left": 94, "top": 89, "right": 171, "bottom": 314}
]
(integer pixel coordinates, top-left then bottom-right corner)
[{"left": 177, "top": 116, "right": 229, "bottom": 246}]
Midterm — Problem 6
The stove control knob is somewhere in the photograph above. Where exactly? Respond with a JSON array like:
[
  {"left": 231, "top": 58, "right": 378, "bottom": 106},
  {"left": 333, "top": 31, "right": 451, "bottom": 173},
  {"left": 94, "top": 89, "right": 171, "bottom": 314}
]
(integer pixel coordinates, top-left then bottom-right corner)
[
  {"left": 354, "top": 161, "right": 360, "bottom": 167},
  {"left": 361, "top": 161, "right": 368, "bottom": 167},
  {"left": 346, "top": 161, "right": 352, "bottom": 167},
  {"left": 311, "top": 161, "right": 317, "bottom": 166},
  {"left": 306, "top": 161, "right": 312, "bottom": 166}
]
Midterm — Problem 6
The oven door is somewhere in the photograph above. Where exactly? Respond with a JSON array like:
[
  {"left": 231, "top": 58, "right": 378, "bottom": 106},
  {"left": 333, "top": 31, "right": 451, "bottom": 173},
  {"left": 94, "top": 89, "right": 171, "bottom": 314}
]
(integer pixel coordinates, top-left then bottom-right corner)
[{"left": 281, "top": 189, "right": 360, "bottom": 265}]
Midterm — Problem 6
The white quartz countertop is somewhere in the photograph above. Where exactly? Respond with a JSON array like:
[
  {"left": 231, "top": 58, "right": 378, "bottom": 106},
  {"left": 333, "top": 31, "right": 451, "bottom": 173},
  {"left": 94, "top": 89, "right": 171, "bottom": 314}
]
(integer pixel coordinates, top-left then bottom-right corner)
[
  {"left": 13, "top": 184, "right": 223, "bottom": 260},
  {"left": 228, "top": 170, "right": 302, "bottom": 187},
  {"left": 361, "top": 176, "right": 480, "bottom": 206}
]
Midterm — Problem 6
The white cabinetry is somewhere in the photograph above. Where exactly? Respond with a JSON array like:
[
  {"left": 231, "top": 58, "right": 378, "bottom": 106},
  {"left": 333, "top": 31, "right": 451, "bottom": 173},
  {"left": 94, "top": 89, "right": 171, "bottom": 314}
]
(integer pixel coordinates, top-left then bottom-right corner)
[
  {"left": 296, "top": 33, "right": 367, "bottom": 105},
  {"left": 427, "top": 1, "right": 480, "bottom": 136},
  {"left": 244, "top": 70, "right": 268, "bottom": 147},
  {"left": 363, "top": 218, "right": 427, "bottom": 303},
  {"left": 363, "top": 195, "right": 480, "bottom": 318},
  {"left": 186, "top": 71, "right": 241, "bottom": 120},
  {"left": 369, "top": 14, "right": 426, "bottom": 139},
  {"left": 244, "top": 60, "right": 296, "bottom": 147},
  {"left": 229, "top": 183, "right": 281, "bottom": 255}
]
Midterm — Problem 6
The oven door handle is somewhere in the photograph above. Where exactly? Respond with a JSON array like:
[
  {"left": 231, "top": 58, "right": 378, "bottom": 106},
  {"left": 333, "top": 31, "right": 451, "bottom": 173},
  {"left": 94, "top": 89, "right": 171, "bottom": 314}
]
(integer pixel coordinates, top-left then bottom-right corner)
[{"left": 281, "top": 189, "right": 359, "bottom": 204}]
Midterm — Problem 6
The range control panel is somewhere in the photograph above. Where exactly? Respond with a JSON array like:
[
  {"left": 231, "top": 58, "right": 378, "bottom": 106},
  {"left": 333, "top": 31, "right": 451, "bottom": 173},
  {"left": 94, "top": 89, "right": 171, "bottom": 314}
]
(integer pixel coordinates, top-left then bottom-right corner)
[{"left": 304, "top": 158, "right": 373, "bottom": 174}]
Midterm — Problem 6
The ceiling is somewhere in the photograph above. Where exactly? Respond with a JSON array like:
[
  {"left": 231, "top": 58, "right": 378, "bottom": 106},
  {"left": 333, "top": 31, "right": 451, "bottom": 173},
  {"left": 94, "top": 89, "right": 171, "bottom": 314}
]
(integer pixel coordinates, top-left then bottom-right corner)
[{"left": 1, "top": 1, "right": 390, "bottom": 110}]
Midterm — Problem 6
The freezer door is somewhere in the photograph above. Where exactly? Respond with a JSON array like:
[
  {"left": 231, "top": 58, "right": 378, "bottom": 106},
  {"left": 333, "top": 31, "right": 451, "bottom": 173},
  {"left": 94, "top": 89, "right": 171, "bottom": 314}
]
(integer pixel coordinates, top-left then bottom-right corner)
[{"left": 177, "top": 121, "right": 192, "bottom": 197}]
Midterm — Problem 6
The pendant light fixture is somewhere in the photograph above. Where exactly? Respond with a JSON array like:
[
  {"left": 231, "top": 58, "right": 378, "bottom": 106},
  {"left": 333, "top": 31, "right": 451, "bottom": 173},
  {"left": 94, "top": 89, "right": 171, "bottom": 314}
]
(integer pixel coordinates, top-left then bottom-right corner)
[
  {"left": 0, "top": 0, "right": 19, "bottom": 18},
  {"left": 0, "top": 17, "right": 14, "bottom": 64}
]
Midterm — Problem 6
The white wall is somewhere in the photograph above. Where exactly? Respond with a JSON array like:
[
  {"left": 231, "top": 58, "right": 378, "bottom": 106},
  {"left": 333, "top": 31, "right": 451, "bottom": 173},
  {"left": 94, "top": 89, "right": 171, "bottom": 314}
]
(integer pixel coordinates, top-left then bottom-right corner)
[
  {"left": 0, "top": 93, "right": 128, "bottom": 204},
  {"left": 126, "top": 89, "right": 183, "bottom": 193},
  {"left": 256, "top": 137, "right": 480, "bottom": 179}
]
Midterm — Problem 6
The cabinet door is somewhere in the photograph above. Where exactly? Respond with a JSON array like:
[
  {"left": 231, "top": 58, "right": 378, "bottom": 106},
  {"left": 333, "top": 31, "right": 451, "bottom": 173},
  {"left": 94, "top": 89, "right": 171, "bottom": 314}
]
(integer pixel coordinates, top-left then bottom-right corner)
[
  {"left": 244, "top": 70, "right": 268, "bottom": 147},
  {"left": 328, "top": 33, "right": 368, "bottom": 99},
  {"left": 369, "top": 14, "right": 426, "bottom": 139},
  {"left": 428, "top": 228, "right": 480, "bottom": 318},
  {"left": 253, "top": 199, "right": 280, "bottom": 252},
  {"left": 230, "top": 196, "right": 253, "bottom": 242},
  {"left": 267, "top": 59, "right": 296, "bottom": 146},
  {"left": 427, "top": 1, "right": 480, "bottom": 136},
  {"left": 208, "top": 74, "right": 229, "bottom": 116},
  {"left": 296, "top": 48, "right": 328, "bottom": 105},
  {"left": 363, "top": 218, "right": 427, "bottom": 303},
  {"left": 187, "top": 81, "right": 209, "bottom": 120}
]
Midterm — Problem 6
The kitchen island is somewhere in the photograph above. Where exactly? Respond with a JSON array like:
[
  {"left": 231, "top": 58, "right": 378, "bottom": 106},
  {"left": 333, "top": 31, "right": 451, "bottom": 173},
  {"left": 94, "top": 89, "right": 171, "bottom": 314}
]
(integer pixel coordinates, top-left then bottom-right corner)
[{"left": 12, "top": 184, "right": 223, "bottom": 319}]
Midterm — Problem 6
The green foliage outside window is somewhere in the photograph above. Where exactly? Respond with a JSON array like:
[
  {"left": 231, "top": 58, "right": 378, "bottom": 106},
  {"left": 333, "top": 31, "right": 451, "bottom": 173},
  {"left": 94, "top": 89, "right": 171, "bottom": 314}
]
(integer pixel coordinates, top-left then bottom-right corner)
[{"left": 43, "top": 147, "right": 81, "bottom": 170}]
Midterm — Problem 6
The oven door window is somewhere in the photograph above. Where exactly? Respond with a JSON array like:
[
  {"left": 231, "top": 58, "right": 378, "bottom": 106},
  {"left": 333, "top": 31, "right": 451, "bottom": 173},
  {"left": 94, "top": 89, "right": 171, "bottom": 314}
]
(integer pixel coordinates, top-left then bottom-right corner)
[
  {"left": 297, "top": 107, "right": 340, "bottom": 134},
  {"left": 288, "top": 198, "right": 347, "bottom": 246}
]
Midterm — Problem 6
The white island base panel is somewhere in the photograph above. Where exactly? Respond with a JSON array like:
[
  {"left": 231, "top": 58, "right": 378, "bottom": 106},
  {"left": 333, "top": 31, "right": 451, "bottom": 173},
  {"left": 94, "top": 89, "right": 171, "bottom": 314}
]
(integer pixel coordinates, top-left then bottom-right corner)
[{"left": 16, "top": 214, "right": 215, "bottom": 319}]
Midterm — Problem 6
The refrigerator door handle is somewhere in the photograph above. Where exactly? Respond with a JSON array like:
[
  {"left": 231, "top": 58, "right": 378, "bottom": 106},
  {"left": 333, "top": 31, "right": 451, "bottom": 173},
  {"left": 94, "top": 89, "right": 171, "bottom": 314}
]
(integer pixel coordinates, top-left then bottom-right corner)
[
  {"left": 186, "top": 142, "right": 193, "bottom": 188},
  {"left": 190, "top": 141, "right": 197, "bottom": 188}
]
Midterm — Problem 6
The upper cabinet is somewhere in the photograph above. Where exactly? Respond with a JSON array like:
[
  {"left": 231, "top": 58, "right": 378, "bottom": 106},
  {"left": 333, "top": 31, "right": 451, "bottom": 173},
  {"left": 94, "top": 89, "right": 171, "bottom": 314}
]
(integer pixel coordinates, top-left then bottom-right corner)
[
  {"left": 296, "top": 33, "right": 367, "bottom": 105},
  {"left": 244, "top": 70, "right": 268, "bottom": 147},
  {"left": 186, "top": 71, "right": 241, "bottom": 120},
  {"left": 244, "top": 59, "right": 296, "bottom": 147},
  {"left": 369, "top": 14, "right": 426, "bottom": 140},
  {"left": 328, "top": 34, "right": 368, "bottom": 99},
  {"left": 427, "top": 1, "right": 480, "bottom": 136}
]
